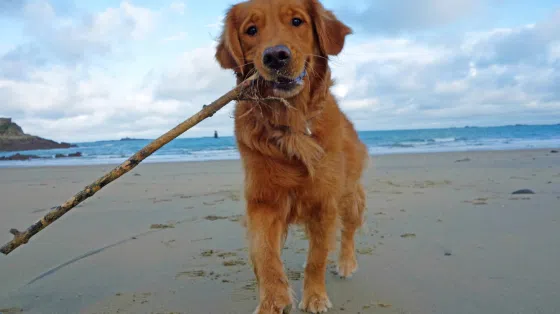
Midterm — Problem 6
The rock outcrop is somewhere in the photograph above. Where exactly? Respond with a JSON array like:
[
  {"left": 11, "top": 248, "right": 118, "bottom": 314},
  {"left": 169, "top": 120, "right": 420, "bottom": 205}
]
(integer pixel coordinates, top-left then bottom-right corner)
[
  {"left": 0, "top": 118, "right": 76, "bottom": 152},
  {"left": 0, "top": 153, "right": 42, "bottom": 161},
  {"left": 0, "top": 152, "right": 82, "bottom": 161}
]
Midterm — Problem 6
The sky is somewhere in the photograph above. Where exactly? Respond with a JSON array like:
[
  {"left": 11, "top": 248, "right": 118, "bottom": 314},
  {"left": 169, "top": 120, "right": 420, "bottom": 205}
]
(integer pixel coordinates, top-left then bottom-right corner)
[{"left": 0, "top": 0, "right": 559, "bottom": 142}]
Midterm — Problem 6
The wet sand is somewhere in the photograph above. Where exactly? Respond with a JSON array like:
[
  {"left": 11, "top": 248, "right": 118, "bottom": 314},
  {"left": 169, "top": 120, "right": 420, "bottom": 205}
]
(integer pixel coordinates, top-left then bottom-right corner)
[{"left": 0, "top": 149, "right": 559, "bottom": 314}]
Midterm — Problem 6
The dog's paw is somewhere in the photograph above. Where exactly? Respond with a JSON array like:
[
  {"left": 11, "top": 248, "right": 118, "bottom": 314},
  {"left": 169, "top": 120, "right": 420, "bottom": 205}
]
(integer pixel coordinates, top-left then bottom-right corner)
[
  {"left": 253, "top": 304, "right": 293, "bottom": 314},
  {"left": 336, "top": 256, "right": 358, "bottom": 278},
  {"left": 253, "top": 287, "right": 294, "bottom": 314},
  {"left": 298, "top": 292, "right": 332, "bottom": 313}
]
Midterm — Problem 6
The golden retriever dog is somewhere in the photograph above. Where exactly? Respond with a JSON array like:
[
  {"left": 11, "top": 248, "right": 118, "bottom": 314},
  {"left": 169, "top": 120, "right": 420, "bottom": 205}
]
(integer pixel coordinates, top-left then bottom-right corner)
[{"left": 214, "top": 0, "right": 368, "bottom": 312}]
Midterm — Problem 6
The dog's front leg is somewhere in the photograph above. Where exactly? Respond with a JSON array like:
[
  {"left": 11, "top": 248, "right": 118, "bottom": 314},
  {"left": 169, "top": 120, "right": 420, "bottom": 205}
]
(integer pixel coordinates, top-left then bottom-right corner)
[
  {"left": 247, "top": 201, "right": 293, "bottom": 314},
  {"left": 299, "top": 200, "right": 337, "bottom": 313}
]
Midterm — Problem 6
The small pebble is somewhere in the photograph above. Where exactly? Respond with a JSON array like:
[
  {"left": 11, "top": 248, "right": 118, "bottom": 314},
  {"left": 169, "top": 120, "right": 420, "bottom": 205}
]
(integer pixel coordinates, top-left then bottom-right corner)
[{"left": 512, "top": 189, "right": 535, "bottom": 195}]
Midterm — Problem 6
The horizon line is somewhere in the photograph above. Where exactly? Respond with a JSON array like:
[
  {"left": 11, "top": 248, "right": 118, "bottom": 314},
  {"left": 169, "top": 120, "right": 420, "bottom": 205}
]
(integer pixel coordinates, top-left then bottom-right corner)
[{"left": 72, "top": 122, "right": 560, "bottom": 144}]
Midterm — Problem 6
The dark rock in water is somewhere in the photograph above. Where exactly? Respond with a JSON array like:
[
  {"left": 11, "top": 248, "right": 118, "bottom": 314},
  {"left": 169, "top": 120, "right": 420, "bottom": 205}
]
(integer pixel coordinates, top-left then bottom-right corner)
[
  {"left": 0, "top": 153, "right": 41, "bottom": 161},
  {"left": 0, "top": 117, "right": 77, "bottom": 152},
  {"left": 551, "top": 150, "right": 558, "bottom": 153},
  {"left": 2, "top": 152, "right": 83, "bottom": 161},
  {"left": 55, "top": 152, "right": 83, "bottom": 158},
  {"left": 512, "top": 189, "right": 535, "bottom": 195}
]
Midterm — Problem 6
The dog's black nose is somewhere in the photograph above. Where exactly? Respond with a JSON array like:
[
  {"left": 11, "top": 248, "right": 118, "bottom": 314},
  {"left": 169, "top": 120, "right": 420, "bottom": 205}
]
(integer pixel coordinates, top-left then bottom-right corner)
[{"left": 263, "top": 45, "right": 291, "bottom": 70}]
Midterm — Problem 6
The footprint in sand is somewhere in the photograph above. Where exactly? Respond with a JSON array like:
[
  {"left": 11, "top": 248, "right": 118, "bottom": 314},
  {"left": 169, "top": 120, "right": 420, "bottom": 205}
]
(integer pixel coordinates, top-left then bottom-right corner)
[
  {"left": 400, "top": 233, "right": 417, "bottom": 239},
  {"left": 161, "top": 239, "right": 177, "bottom": 248},
  {"left": 203, "top": 198, "right": 227, "bottom": 206},
  {"left": 455, "top": 158, "right": 471, "bottom": 163},
  {"left": 464, "top": 198, "right": 488, "bottom": 205},
  {"left": 228, "top": 191, "right": 241, "bottom": 201},
  {"left": 357, "top": 247, "right": 375, "bottom": 255},
  {"left": 242, "top": 280, "right": 257, "bottom": 291},
  {"left": 200, "top": 249, "right": 215, "bottom": 257},
  {"left": 223, "top": 259, "right": 246, "bottom": 267},
  {"left": 204, "top": 215, "right": 228, "bottom": 221},
  {"left": 509, "top": 197, "right": 531, "bottom": 200},
  {"left": 287, "top": 269, "right": 303, "bottom": 280},
  {"left": 204, "top": 215, "right": 244, "bottom": 222},
  {"left": 150, "top": 223, "right": 175, "bottom": 229},
  {"left": 0, "top": 308, "right": 23, "bottom": 313},
  {"left": 152, "top": 198, "right": 172, "bottom": 204},
  {"left": 217, "top": 252, "right": 237, "bottom": 258},
  {"left": 113, "top": 292, "right": 152, "bottom": 305},
  {"left": 413, "top": 180, "right": 452, "bottom": 188},
  {"left": 176, "top": 270, "right": 206, "bottom": 279},
  {"left": 363, "top": 303, "right": 392, "bottom": 310}
]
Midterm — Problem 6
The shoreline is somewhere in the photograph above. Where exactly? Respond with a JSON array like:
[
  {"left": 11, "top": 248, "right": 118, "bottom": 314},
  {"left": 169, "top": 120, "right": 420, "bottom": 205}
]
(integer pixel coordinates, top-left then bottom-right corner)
[{"left": 1, "top": 145, "right": 558, "bottom": 169}]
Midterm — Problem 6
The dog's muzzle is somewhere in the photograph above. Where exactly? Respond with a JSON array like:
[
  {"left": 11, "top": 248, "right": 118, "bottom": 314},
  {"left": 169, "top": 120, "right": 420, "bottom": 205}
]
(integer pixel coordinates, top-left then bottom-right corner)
[{"left": 270, "top": 69, "right": 307, "bottom": 91}]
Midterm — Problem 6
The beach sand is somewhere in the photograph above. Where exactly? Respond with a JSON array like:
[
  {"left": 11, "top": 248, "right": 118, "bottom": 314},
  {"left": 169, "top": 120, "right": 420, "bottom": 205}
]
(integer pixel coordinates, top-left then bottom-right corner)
[{"left": 0, "top": 149, "right": 559, "bottom": 314}]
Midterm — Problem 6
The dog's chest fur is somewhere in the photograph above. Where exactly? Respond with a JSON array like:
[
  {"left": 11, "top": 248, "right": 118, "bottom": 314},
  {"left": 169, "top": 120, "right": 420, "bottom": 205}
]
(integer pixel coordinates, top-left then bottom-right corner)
[{"left": 235, "top": 100, "right": 327, "bottom": 178}]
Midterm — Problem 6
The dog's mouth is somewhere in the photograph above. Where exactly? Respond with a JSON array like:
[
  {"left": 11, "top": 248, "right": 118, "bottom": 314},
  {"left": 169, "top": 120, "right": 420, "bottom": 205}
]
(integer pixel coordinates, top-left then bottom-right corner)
[{"left": 269, "top": 69, "right": 307, "bottom": 91}]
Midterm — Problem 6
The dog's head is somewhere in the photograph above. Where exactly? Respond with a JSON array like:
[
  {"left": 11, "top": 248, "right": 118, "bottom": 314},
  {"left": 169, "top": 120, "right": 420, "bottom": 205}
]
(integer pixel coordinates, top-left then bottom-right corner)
[{"left": 215, "top": 0, "right": 351, "bottom": 99}]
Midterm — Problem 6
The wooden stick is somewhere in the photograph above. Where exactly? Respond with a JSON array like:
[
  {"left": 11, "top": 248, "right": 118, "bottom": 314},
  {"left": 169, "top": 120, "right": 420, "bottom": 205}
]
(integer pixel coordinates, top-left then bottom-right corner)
[{"left": 0, "top": 73, "right": 259, "bottom": 256}]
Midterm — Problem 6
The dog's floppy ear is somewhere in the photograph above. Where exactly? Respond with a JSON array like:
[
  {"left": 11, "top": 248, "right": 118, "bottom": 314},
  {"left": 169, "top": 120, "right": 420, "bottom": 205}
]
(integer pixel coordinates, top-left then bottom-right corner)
[
  {"left": 215, "top": 5, "right": 245, "bottom": 74},
  {"left": 307, "top": 0, "right": 352, "bottom": 56}
]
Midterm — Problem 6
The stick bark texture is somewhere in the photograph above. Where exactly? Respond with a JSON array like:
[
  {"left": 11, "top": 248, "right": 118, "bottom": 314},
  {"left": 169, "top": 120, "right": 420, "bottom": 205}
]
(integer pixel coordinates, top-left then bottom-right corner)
[{"left": 1, "top": 73, "right": 258, "bottom": 256}]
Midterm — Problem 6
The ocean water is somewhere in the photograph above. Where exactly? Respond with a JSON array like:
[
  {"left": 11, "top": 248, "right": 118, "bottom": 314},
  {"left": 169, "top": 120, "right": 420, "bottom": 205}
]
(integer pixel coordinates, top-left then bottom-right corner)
[{"left": 1, "top": 124, "right": 558, "bottom": 168}]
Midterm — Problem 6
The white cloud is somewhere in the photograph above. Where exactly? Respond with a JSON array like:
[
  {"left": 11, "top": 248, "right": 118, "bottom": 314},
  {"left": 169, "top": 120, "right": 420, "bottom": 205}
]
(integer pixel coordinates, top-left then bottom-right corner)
[
  {"left": 434, "top": 80, "right": 469, "bottom": 94},
  {"left": 205, "top": 15, "right": 224, "bottom": 31},
  {"left": 341, "top": 0, "right": 497, "bottom": 34},
  {"left": 327, "top": 10, "right": 560, "bottom": 130},
  {"left": 169, "top": 1, "right": 186, "bottom": 15},
  {"left": 548, "top": 42, "right": 560, "bottom": 62},
  {"left": 163, "top": 31, "right": 187, "bottom": 42},
  {"left": 154, "top": 45, "right": 235, "bottom": 103},
  {"left": 19, "top": 0, "right": 157, "bottom": 63},
  {"left": 23, "top": 0, "right": 56, "bottom": 22}
]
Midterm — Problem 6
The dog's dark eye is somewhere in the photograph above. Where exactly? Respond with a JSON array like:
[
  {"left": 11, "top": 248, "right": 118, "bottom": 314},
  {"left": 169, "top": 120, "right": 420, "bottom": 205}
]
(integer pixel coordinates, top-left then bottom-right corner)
[
  {"left": 246, "top": 26, "right": 258, "bottom": 36},
  {"left": 292, "top": 18, "right": 303, "bottom": 27}
]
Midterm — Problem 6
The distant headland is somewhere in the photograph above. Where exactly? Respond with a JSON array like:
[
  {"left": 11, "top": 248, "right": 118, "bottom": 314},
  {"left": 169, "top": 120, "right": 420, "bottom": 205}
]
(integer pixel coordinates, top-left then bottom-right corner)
[
  {"left": 119, "top": 137, "right": 149, "bottom": 141},
  {"left": 0, "top": 117, "right": 77, "bottom": 152}
]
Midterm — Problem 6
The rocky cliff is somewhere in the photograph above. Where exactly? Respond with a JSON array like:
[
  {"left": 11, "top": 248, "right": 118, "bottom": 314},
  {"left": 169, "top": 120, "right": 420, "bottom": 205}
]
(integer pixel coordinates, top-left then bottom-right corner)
[{"left": 0, "top": 118, "right": 76, "bottom": 152}]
